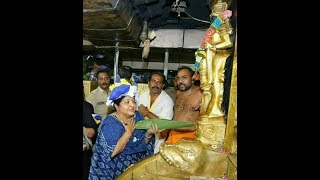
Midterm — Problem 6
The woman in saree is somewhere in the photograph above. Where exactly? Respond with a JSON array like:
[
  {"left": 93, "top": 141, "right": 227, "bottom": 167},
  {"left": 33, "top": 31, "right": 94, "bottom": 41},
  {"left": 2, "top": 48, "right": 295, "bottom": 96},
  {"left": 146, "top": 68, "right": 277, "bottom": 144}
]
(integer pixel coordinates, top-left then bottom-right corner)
[{"left": 89, "top": 84, "right": 158, "bottom": 179}]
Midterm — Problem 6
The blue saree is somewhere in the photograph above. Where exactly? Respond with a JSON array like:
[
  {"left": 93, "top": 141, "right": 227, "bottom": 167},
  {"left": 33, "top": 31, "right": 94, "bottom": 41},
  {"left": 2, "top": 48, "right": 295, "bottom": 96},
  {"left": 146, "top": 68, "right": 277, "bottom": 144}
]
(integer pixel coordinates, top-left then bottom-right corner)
[{"left": 89, "top": 110, "right": 154, "bottom": 180}]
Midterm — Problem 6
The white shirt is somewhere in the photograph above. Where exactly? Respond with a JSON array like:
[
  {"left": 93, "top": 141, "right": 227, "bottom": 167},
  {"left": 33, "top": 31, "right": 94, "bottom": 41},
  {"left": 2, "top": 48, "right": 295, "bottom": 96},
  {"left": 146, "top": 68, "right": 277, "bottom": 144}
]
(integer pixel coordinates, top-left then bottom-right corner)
[
  {"left": 137, "top": 90, "right": 174, "bottom": 154},
  {"left": 137, "top": 90, "right": 174, "bottom": 120}
]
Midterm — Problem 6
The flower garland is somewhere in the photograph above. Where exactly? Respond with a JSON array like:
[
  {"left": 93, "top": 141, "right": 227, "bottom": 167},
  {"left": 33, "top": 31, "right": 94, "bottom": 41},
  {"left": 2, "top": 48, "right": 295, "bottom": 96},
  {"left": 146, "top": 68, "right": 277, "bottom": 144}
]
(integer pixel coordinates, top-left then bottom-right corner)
[{"left": 194, "top": 10, "right": 232, "bottom": 72}]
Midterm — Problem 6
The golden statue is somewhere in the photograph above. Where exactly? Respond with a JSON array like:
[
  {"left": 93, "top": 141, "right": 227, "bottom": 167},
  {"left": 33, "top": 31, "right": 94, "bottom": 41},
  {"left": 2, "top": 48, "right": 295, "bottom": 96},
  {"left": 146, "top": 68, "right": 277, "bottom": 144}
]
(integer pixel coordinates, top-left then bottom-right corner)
[
  {"left": 118, "top": 139, "right": 229, "bottom": 179},
  {"left": 198, "top": 0, "right": 233, "bottom": 119},
  {"left": 117, "top": 0, "right": 237, "bottom": 179}
]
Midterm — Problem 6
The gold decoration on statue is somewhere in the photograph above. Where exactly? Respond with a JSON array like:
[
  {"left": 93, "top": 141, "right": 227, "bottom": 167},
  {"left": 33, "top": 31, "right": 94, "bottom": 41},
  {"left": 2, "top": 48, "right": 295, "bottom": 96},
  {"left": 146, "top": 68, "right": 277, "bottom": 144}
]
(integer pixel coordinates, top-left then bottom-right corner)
[
  {"left": 210, "top": 0, "right": 228, "bottom": 18},
  {"left": 117, "top": 140, "right": 229, "bottom": 179},
  {"left": 199, "top": 0, "right": 233, "bottom": 119}
]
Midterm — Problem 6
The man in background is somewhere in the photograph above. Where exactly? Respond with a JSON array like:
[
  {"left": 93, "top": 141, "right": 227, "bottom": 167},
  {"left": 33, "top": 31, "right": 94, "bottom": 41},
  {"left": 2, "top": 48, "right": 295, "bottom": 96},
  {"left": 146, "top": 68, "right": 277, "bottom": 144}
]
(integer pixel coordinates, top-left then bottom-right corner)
[{"left": 86, "top": 68, "right": 111, "bottom": 120}]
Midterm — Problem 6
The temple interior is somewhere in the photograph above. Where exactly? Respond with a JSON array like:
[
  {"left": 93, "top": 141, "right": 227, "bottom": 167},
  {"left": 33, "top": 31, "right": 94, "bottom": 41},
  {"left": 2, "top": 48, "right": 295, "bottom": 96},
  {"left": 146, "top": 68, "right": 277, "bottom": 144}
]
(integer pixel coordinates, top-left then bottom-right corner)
[{"left": 83, "top": 0, "right": 237, "bottom": 179}]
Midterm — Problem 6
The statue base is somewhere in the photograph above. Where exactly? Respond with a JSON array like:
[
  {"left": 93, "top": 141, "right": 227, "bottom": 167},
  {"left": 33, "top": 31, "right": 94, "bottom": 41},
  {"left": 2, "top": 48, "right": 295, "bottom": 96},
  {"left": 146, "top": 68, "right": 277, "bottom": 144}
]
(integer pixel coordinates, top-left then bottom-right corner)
[
  {"left": 117, "top": 140, "right": 230, "bottom": 179},
  {"left": 196, "top": 117, "right": 226, "bottom": 149}
]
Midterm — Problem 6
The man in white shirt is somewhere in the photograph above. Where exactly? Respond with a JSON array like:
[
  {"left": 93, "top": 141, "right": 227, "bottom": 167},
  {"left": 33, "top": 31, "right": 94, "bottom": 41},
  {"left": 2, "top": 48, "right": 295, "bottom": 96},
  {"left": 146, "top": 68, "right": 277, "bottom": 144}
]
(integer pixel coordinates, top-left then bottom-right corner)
[{"left": 137, "top": 72, "right": 174, "bottom": 153}]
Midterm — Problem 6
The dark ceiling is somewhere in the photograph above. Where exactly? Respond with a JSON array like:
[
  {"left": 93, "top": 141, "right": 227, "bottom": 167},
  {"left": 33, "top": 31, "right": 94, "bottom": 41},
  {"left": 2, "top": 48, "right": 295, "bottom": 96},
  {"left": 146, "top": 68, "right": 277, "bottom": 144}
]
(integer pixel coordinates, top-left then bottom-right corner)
[
  {"left": 83, "top": 0, "right": 236, "bottom": 66},
  {"left": 135, "top": 0, "right": 211, "bottom": 29}
]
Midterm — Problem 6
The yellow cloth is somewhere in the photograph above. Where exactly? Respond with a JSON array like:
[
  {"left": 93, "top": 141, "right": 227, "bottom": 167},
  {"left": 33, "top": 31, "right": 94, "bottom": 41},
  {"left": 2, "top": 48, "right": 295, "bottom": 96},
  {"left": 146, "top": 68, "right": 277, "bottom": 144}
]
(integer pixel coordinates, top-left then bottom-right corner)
[{"left": 109, "top": 78, "right": 131, "bottom": 91}]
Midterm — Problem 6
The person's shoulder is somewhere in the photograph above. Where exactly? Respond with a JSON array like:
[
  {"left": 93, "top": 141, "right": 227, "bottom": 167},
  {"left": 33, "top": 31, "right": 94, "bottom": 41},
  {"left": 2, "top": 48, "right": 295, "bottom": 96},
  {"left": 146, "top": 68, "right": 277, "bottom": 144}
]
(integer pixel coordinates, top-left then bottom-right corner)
[
  {"left": 193, "top": 86, "right": 202, "bottom": 94},
  {"left": 140, "top": 91, "right": 149, "bottom": 96},
  {"left": 86, "top": 90, "right": 98, "bottom": 102},
  {"left": 138, "top": 91, "right": 149, "bottom": 100},
  {"left": 100, "top": 115, "right": 120, "bottom": 131},
  {"left": 103, "top": 114, "right": 117, "bottom": 124},
  {"left": 106, "top": 112, "right": 116, "bottom": 118},
  {"left": 161, "top": 91, "right": 174, "bottom": 102},
  {"left": 176, "top": 90, "right": 182, "bottom": 95},
  {"left": 188, "top": 87, "right": 202, "bottom": 99},
  {"left": 89, "top": 88, "right": 100, "bottom": 94}
]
